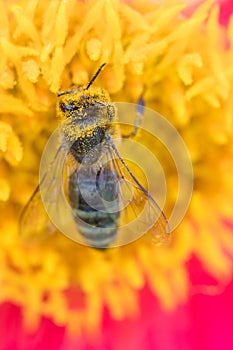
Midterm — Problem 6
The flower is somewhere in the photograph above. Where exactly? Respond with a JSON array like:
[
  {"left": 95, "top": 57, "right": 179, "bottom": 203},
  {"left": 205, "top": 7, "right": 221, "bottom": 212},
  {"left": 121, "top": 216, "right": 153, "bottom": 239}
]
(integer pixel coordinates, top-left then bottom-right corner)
[
  {"left": 0, "top": 0, "right": 233, "bottom": 344},
  {"left": 2, "top": 275, "right": 233, "bottom": 350}
]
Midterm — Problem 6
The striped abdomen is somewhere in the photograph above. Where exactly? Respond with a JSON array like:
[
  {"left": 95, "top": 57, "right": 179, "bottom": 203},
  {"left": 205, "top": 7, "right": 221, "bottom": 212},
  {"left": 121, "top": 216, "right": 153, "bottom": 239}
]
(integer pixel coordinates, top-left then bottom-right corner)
[{"left": 68, "top": 165, "right": 120, "bottom": 248}]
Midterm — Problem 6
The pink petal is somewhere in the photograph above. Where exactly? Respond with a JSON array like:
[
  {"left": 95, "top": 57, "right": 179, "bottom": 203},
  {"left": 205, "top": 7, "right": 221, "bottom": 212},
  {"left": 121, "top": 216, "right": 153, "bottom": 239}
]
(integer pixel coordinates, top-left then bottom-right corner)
[
  {"left": 218, "top": 0, "right": 233, "bottom": 25},
  {"left": 1, "top": 270, "right": 233, "bottom": 350}
]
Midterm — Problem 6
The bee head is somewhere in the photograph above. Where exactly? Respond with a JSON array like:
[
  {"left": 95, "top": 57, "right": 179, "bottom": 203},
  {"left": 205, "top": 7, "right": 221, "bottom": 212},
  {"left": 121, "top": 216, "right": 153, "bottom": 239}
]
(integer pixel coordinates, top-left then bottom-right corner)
[
  {"left": 56, "top": 63, "right": 112, "bottom": 120},
  {"left": 56, "top": 86, "right": 112, "bottom": 120}
]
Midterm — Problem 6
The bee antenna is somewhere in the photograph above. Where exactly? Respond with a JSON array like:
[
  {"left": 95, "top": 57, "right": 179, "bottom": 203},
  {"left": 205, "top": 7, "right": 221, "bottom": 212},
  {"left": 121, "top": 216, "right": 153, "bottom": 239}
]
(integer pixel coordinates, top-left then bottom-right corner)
[
  {"left": 57, "top": 89, "right": 78, "bottom": 97},
  {"left": 85, "top": 63, "right": 107, "bottom": 90}
]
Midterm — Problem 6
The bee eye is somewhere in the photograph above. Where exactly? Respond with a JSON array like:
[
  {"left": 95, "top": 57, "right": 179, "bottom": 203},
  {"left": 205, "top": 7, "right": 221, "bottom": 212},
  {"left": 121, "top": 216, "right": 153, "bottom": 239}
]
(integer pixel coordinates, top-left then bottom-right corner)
[
  {"left": 81, "top": 95, "right": 89, "bottom": 99},
  {"left": 59, "top": 102, "right": 72, "bottom": 112}
]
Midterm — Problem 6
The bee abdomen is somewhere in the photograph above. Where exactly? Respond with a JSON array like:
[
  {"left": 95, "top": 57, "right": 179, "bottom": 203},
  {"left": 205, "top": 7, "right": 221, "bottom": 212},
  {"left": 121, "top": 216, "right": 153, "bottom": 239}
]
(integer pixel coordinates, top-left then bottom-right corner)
[
  {"left": 68, "top": 168, "right": 120, "bottom": 248},
  {"left": 70, "top": 207, "right": 119, "bottom": 248},
  {"left": 73, "top": 208, "right": 118, "bottom": 248}
]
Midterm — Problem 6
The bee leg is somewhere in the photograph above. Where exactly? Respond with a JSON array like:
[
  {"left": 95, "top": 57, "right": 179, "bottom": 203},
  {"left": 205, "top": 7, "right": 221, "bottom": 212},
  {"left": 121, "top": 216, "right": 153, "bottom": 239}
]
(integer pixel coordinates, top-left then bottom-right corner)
[{"left": 123, "top": 97, "right": 145, "bottom": 138}]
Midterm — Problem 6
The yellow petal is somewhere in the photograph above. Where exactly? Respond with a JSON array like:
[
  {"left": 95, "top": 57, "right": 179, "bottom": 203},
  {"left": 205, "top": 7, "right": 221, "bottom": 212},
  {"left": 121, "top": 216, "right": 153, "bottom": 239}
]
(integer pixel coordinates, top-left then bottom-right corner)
[
  {"left": 0, "top": 121, "right": 12, "bottom": 152},
  {"left": 5, "top": 133, "right": 23, "bottom": 165},
  {"left": 0, "top": 178, "right": 10, "bottom": 201}
]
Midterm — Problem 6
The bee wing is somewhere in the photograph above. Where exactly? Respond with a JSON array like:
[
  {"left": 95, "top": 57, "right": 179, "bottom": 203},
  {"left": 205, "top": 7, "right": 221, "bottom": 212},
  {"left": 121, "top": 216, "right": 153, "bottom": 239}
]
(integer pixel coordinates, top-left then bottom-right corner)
[
  {"left": 19, "top": 184, "right": 56, "bottom": 244},
  {"left": 106, "top": 137, "right": 171, "bottom": 246},
  {"left": 19, "top": 144, "right": 76, "bottom": 245}
]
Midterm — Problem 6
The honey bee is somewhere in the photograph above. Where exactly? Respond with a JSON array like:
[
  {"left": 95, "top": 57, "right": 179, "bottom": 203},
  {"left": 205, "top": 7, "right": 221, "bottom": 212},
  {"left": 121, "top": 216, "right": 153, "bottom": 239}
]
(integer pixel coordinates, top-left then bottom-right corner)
[{"left": 19, "top": 63, "right": 170, "bottom": 249}]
